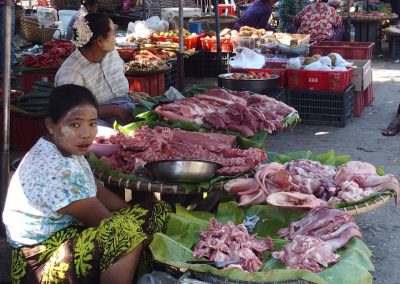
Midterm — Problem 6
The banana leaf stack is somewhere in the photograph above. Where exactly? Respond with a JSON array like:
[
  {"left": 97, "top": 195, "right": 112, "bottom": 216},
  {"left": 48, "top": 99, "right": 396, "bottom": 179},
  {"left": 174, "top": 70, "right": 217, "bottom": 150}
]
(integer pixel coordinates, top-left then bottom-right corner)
[{"left": 13, "top": 81, "right": 54, "bottom": 115}]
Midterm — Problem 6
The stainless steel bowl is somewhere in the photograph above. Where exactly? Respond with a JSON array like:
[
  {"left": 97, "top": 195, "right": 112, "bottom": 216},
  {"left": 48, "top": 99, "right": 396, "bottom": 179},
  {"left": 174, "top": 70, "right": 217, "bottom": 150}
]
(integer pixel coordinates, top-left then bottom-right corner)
[
  {"left": 218, "top": 73, "right": 280, "bottom": 94},
  {"left": 144, "top": 160, "right": 222, "bottom": 183}
]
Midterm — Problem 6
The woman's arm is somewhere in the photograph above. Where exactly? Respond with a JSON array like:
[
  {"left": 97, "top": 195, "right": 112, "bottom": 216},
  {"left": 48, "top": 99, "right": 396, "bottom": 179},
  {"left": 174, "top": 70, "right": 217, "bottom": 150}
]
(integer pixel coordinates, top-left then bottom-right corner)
[
  {"left": 58, "top": 197, "right": 113, "bottom": 227},
  {"left": 98, "top": 104, "right": 134, "bottom": 124},
  {"left": 96, "top": 180, "right": 129, "bottom": 211}
]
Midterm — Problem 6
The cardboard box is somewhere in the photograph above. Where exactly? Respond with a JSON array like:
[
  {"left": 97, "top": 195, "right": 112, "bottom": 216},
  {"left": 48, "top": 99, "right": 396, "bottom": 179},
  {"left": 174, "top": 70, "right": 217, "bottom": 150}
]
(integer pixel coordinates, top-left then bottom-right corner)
[{"left": 350, "top": 59, "right": 372, "bottom": 91}]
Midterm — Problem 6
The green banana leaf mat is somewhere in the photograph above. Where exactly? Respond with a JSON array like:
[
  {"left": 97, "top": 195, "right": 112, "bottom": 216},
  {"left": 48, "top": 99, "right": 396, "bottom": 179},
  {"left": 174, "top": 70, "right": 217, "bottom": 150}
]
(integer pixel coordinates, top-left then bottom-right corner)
[{"left": 150, "top": 201, "right": 374, "bottom": 284}]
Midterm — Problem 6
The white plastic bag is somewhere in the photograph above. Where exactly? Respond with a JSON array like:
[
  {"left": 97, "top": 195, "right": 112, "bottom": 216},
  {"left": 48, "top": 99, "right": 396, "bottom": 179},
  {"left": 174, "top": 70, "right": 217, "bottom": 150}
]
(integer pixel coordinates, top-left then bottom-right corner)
[
  {"left": 286, "top": 57, "right": 301, "bottom": 69},
  {"left": 229, "top": 47, "right": 265, "bottom": 69}
]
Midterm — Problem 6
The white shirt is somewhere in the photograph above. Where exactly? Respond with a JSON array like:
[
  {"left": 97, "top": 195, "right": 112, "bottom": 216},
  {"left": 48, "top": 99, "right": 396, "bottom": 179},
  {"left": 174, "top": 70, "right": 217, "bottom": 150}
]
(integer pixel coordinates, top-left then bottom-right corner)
[
  {"left": 2, "top": 138, "right": 97, "bottom": 248},
  {"left": 55, "top": 49, "right": 129, "bottom": 104}
]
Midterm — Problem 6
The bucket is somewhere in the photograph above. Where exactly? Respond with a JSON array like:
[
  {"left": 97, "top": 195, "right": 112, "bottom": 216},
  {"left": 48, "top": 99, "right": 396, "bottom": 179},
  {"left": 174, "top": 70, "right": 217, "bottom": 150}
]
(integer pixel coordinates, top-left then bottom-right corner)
[
  {"left": 189, "top": 22, "right": 202, "bottom": 34},
  {"left": 58, "top": 10, "right": 77, "bottom": 36}
]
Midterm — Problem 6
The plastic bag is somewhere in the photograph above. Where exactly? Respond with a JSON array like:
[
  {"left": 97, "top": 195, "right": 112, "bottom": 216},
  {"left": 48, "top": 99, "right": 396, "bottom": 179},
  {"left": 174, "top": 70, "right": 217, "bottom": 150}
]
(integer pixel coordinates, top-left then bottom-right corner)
[
  {"left": 165, "top": 86, "right": 185, "bottom": 100},
  {"left": 286, "top": 57, "right": 301, "bottom": 69},
  {"left": 229, "top": 47, "right": 265, "bottom": 69},
  {"left": 137, "top": 271, "right": 177, "bottom": 284},
  {"left": 37, "top": 7, "right": 57, "bottom": 27}
]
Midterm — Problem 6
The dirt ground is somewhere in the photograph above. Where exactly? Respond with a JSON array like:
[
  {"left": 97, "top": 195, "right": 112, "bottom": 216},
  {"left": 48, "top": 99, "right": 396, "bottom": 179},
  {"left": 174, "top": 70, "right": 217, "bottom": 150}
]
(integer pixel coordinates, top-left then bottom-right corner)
[{"left": 1, "top": 57, "right": 399, "bottom": 283}]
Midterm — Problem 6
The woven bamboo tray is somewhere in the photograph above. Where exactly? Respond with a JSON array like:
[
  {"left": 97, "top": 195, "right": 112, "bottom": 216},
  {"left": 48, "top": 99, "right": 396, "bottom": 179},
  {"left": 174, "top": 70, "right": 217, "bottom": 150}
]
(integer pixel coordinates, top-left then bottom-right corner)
[
  {"left": 21, "top": 16, "right": 55, "bottom": 44},
  {"left": 339, "top": 194, "right": 392, "bottom": 216},
  {"left": 190, "top": 270, "right": 312, "bottom": 284},
  {"left": 92, "top": 168, "right": 225, "bottom": 194}
]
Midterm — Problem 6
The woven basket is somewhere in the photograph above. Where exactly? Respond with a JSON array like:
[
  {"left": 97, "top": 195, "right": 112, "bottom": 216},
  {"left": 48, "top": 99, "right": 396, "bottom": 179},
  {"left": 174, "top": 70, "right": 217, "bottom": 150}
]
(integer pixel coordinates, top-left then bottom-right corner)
[
  {"left": 189, "top": 15, "right": 237, "bottom": 32},
  {"left": 49, "top": 0, "right": 80, "bottom": 10},
  {"left": 20, "top": 16, "right": 55, "bottom": 44},
  {"left": 339, "top": 194, "right": 392, "bottom": 216},
  {"left": 92, "top": 168, "right": 225, "bottom": 194},
  {"left": 98, "top": 0, "right": 123, "bottom": 12}
]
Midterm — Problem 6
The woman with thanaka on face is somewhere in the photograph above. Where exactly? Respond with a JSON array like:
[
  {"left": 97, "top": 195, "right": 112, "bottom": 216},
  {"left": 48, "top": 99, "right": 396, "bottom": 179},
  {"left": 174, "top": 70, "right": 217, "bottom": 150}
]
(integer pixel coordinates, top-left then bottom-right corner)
[
  {"left": 56, "top": 13, "right": 147, "bottom": 128},
  {"left": 2, "top": 84, "right": 172, "bottom": 283}
]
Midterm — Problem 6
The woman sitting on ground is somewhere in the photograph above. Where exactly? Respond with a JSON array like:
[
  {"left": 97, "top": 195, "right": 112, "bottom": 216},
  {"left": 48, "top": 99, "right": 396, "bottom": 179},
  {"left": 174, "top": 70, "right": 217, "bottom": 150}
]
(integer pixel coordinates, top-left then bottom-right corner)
[
  {"left": 56, "top": 13, "right": 148, "bottom": 128},
  {"left": 66, "top": 0, "right": 99, "bottom": 40},
  {"left": 2, "top": 84, "right": 172, "bottom": 283},
  {"left": 288, "top": 0, "right": 344, "bottom": 41}
]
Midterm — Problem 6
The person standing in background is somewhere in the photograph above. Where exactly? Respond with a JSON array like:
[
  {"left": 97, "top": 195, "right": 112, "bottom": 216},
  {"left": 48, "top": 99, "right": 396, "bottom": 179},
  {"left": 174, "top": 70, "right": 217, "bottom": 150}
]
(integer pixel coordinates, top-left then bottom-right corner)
[
  {"left": 277, "top": 0, "right": 309, "bottom": 32},
  {"left": 65, "top": 0, "right": 99, "bottom": 40},
  {"left": 234, "top": 0, "right": 276, "bottom": 30},
  {"left": 0, "top": 0, "right": 16, "bottom": 78}
]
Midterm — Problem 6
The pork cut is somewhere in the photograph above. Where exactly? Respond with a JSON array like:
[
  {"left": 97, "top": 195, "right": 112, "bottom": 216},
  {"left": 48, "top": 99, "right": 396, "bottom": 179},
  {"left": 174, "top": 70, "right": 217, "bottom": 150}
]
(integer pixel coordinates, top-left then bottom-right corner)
[
  {"left": 193, "top": 218, "right": 274, "bottom": 272},
  {"left": 100, "top": 126, "right": 267, "bottom": 176}
]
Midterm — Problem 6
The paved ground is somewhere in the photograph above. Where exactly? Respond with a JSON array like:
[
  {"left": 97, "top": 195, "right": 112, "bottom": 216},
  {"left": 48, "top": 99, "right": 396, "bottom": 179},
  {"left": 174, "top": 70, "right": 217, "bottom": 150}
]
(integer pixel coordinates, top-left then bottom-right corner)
[{"left": 1, "top": 57, "right": 400, "bottom": 283}]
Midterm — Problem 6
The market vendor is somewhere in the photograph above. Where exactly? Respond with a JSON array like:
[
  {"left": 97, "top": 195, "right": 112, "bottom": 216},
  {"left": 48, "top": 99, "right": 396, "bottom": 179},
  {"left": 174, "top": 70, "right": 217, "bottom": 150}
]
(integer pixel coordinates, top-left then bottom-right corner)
[
  {"left": 277, "top": 0, "right": 309, "bottom": 32},
  {"left": 65, "top": 0, "right": 99, "bottom": 40},
  {"left": 56, "top": 13, "right": 145, "bottom": 127},
  {"left": 288, "top": 0, "right": 344, "bottom": 41},
  {"left": 234, "top": 0, "right": 276, "bottom": 30},
  {"left": 2, "top": 84, "right": 173, "bottom": 283}
]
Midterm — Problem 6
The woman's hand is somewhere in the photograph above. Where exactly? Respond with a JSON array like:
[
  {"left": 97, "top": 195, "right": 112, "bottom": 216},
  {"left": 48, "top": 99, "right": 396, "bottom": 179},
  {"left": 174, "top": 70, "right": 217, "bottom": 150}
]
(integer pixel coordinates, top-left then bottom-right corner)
[
  {"left": 117, "top": 106, "right": 134, "bottom": 124},
  {"left": 58, "top": 197, "right": 113, "bottom": 227}
]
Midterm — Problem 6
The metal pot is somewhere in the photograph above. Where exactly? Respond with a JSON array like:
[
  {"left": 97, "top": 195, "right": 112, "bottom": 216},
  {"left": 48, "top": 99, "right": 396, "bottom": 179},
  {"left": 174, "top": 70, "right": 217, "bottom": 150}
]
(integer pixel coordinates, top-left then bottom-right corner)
[
  {"left": 144, "top": 160, "right": 222, "bottom": 183},
  {"left": 218, "top": 73, "right": 280, "bottom": 94}
]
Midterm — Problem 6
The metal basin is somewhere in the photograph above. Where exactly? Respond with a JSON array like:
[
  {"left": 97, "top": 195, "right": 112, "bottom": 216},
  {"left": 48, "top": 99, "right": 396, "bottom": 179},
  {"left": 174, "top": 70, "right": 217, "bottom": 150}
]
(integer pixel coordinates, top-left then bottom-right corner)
[
  {"left": 218, "top": 73, "right": 280, "bottom": 94},
  {"left": 144, "top": 160, "right": 222, "bottom": 183}
]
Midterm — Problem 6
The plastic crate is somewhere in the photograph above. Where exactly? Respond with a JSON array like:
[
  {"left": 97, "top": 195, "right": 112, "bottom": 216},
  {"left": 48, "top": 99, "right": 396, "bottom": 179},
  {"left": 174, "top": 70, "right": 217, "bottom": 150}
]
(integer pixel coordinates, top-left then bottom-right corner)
[
  {"left": 203, "top": 52, "right": 231, "bottom": 76},
  {"left": 354, "top": 89, "right": 365, "bottom": 117},
  {"left": 287, "top": 84, "right": 355, "bottom": 127},
  {"left": 165, "top": 60, "right": 178, "bottom": 89},
  {"left": 10, "top": 112, "right": 47, "bottom": 151},
  {"left": 152, "top": 35, "right": 202, "bottom": 50},
  {"left": 309, "top": 41, "right": 375, "bottom": 60},
  {"left": 184, "top": 52, "right": 203, "bottom": 77},
  {"left": 20, "top": 72, "right": 56, "bottom": 93},
  {"left": 126, "top": 73, "right": 165, "bottom": 97},
  {"left": 200, "top": 37, "right": 233, "bottom": 52},
  {"left": 389, "top": 34, "right": 400, "bottom": 59},
  {"left": 287, "top": 67, "right": 352, "bottom": 92},
  {"left": 228, "top": 67, "right": 287, "bottom": 88},
  {"left": 265, "top": 88, "right": 286, "bottom": 102}
]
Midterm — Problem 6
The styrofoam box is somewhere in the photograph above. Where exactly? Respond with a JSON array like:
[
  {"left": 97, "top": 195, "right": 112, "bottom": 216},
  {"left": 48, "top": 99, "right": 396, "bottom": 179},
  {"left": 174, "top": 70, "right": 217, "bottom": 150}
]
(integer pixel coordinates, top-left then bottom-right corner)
[{"left": 349, "top": 59, "right": 372, "bottom": 92}]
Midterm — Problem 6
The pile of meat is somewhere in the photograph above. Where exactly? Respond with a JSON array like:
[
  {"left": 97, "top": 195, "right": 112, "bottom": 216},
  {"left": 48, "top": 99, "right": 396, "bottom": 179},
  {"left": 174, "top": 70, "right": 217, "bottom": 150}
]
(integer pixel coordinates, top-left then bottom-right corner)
[
  {"left": 193, "top": 218, "right": 274, "bottom": 272},
  {"left": 224, "top": 159, "right": 400, "bottom": 206},
  {"left": 272, "top": 206, "right": 362, "bottom": 272},
  {"left": 155, "top": 89, "right": 296, "bottom": 137},
  {"left": 99, "top": 126, "right": 267, "bottom": 176}
]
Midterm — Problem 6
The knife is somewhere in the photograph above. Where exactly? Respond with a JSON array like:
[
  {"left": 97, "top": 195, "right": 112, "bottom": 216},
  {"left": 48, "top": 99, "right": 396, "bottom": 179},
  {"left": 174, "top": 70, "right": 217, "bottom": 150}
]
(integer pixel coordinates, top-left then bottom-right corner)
[{"left": 186, "top": 260, "right": 241, "bottom": 268}]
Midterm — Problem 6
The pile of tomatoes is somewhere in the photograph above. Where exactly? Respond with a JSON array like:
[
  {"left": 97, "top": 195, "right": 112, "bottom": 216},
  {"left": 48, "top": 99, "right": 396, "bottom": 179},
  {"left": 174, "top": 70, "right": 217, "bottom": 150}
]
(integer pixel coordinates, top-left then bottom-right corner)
[{"left": 227, "top": 71, "right": 271, "bottom": 80}]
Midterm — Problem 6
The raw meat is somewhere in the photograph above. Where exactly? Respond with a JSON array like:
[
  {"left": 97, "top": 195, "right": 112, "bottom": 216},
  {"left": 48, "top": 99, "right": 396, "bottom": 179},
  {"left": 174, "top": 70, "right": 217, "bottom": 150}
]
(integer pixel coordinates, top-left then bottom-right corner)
[
  {"left": 155, "top": 88, "right": 296, "bottom": 137},
  {"left": 266, "top": 192, "right": 328, "bottom": 209},
  {"left": 334, "top": 161, "right": 400, "bottom": 202},
  {"left": 100, "top": 126, "right": 267, "bottom": 176},
  {"left": 285, "top": 159, "right": 338, "bottom": 201},
  {"left": 272, "top": 235, "right": 340, "bottom": 272},
  {"left": 193, "top": 218, "right": 274, "bottom": 272}
]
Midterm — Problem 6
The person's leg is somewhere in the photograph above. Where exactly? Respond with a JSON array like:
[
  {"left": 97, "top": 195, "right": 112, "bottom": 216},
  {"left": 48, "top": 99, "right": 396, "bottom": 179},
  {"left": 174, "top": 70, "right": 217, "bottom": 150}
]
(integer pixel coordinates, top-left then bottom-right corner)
[
  {"left": 330, "top": 25, "right": 344, "bottom": 41},
  {"left": 382, "top": 104, "right": 400, "bottom": 136}
]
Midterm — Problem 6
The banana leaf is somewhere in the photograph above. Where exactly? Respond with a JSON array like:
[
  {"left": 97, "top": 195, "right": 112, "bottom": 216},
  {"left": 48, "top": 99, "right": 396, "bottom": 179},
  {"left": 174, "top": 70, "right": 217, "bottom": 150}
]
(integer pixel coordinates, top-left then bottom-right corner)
[
  {"left": 265, "top": 150, "right": 395, "bottom": 209},
  {"left": 149, "top": 202, "right": 374, "bottom": 284}
]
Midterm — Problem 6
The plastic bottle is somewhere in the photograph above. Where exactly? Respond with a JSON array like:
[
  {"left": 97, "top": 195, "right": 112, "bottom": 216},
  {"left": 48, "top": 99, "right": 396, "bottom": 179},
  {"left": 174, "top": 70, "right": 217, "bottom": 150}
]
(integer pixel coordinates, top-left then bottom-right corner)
[{"left": 349, "top": 24, "right": 355, "bottom": 42}]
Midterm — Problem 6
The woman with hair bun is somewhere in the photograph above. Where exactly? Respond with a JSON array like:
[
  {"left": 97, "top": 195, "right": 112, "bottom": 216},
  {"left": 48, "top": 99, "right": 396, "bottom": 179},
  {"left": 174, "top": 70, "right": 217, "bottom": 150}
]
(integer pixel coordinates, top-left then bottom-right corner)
[
  {"left": 56, "top": 13, "right": 145, "bottom": 128},
  {"left": 66, "top": 0, "right": 99, "bottom": 40}
]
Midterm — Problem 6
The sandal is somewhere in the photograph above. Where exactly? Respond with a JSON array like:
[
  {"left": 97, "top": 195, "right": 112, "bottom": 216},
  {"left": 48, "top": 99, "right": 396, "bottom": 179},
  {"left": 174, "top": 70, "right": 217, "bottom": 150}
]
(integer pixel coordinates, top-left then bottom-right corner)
[{"left": 382, "top": 122, "right": 400, "bottom": 136}]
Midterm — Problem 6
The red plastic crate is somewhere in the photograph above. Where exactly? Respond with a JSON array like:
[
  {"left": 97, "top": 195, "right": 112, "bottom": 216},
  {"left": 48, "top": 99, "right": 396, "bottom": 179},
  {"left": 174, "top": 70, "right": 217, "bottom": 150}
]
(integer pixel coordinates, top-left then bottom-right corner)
[
  {"left": 354, "top": 89, "right": 365, "bottom": 117},
  {"left": 127, "top": 73, "right": 165, "bottom": 97},
  {"left": 287, "top": 67, "right": 353, "bottom": 92},
  {"left": 152, "top": 35, "right": 202, "bottom": 50},
  {"left": 200, "top": 38, "right": 233, "bottom": 52},
  {"left": 10, "top": 112, "right": 47, "bottom": 151},
  {"left": 364, "top": 84, "right": 374, "bottom": 106},
  {"left": 228, "top": 67, "right": 287, "bottom": 88},
  {"left": 309, "top": 41, "right": 375, "bottom": 60},
  {"left": 20, "top": 72, "right": 56, "bottom": 93}
]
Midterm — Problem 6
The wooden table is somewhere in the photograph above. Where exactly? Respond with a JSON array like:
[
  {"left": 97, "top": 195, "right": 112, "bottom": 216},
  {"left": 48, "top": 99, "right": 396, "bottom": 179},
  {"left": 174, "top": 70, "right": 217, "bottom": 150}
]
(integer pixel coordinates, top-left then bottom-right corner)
[{"left": 341, "top": 14, "right": 398, "bottom": 54}]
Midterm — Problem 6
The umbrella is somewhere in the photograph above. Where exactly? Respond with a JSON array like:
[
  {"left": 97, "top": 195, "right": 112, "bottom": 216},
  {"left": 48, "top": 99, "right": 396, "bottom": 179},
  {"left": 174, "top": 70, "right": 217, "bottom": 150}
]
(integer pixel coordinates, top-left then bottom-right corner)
[{"left": 1, "top": 0, "right": 12, "bottom": 236}]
